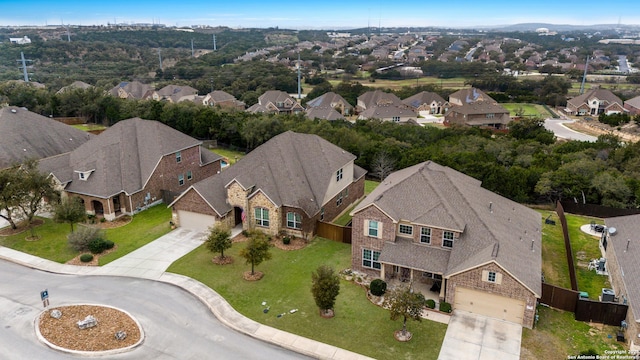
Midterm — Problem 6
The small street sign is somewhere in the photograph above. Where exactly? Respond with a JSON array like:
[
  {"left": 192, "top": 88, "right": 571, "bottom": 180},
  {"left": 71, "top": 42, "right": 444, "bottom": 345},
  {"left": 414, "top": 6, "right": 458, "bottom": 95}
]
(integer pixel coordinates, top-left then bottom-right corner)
[{"left": 41, "top": 289, "right": 49, "bottom": 308}]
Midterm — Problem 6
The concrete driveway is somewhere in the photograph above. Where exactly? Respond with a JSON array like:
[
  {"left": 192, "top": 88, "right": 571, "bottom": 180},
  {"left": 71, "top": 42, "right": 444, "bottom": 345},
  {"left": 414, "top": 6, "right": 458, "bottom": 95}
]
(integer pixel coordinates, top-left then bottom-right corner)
[{"left": 438, "top": 310, "right": 522, "bottom": 360}]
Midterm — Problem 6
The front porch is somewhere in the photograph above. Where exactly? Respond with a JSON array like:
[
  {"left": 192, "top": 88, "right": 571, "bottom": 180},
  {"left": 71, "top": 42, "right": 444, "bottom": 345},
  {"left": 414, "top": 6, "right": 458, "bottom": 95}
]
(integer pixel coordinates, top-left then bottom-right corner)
[{"left": 382, "top": 264, "right": 444, "bottom": 304}]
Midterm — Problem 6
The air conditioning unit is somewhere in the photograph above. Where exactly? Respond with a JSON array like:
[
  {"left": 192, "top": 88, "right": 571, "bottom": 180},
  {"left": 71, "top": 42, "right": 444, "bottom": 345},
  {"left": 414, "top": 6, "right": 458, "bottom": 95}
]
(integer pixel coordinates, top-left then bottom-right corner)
[{"left": 601, "top": 288, "right": 615, "bottom": 302}]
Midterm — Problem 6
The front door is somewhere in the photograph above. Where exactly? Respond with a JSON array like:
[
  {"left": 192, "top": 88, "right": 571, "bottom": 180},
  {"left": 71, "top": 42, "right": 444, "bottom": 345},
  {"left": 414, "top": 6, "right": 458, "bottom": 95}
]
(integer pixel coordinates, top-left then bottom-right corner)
[{"left": 113, "top": 195, "right": 121, "bottom": 213}]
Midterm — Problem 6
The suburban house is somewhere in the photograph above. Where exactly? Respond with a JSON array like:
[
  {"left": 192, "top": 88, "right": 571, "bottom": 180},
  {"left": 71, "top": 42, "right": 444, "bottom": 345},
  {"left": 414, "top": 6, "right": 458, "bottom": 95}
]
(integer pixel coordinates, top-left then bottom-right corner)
[
  {"left": 601, "top": 215, "right": 640, "bottom": 351},
  {"left": 38, "top": 118, "right": 221, "bottom": 220},
  {"left": 356, "top": 90, "right": 405, "bottom": 112},
  {"left": 350, "top": 161, "right": 541, "bottom": 328},
  {"left": 305, "top": 92, "right": 354, "bottom": 115},
  {"left": 566, "top": 88, "right": 625, "bottom": 116},
  {"left": 305, "top": 107, "right": 345, "bottom": 121},
  {"left": 624, "top": 95, "right": 640, "bottom": 115},
  {"left": 246, "top": 90, "right": 304, "bottom": 114},
  {"left": 445, "top": 87, "right": 511, "bottom": 129},
  {"left": 148, "top": 85, "right": 199, "bottom": 103},
  {"left": 109, "top": 81, "right": 154, "bottom": 100},
  {"left": 357, "top": 105, "right": 418, "bottom": 123},
  {"left": 402, "top": 91, "right": 448, "bottom": 115},
  {"left": 9, "top": 36, "right": 31, "bottom": 44},
  {"left": 170, "top": 131, "right": 366, "bottom": 236},
  {"left": 0, "top": 106, "right": 94, "bottom": 170},
  {"left": 56, "top": 81, "right": 94, "bottom": 94},
  {"left": 202, "top": 90, "right": 246, "bottom": 110}
]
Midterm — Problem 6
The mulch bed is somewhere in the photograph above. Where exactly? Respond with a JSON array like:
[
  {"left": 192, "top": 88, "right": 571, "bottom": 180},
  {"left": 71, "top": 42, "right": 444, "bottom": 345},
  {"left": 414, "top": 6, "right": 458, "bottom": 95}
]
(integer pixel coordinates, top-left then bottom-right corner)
[
  {"left": 84, "top": 216, "right": 132, "bottom": 229},
  {"left": 231, "top": 233, "right": 309, "bottom": 251},
  {"left": 212, "top": 255, "right": 234, "bottom": 265},
  {"left": 243, "top": 271, "right": 264, "bottom": 281},
  {"left": 65, "top": 245, "right": 119, "bottom": 266},
  {"left": 0, "top": 219, "right": 44, "bottom": 237},
  {"left": 38, "top": 304, "right": 141, "bottom": 352}
]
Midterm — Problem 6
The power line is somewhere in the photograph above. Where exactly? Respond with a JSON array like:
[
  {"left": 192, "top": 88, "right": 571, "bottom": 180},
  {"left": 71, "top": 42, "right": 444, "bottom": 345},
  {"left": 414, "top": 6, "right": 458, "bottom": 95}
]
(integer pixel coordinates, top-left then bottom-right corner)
[{"left": 16, "top": 52, "right": 33, "bottom": 82}]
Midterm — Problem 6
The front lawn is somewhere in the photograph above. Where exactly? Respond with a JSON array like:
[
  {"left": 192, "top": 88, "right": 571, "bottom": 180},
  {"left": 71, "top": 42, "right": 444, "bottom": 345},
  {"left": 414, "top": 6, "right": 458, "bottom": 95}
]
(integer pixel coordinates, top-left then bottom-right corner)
[
  {"left": 167, "top": 238, "right": 447, "bottom": 359},
  {"left": 501, "top": 103, "right": 553, "bottom": 118},
  {"left": 210, "top": 148, "right": 245, "bottom": 165},
  {"left": 521, "top": 305, "right": 625, "bottom": 359},
  {"left": 0, "top": 204, "right": 172, "bottom": 264},
  {"left": 333, "top": 180, "right": 380, "bottom": 226}
]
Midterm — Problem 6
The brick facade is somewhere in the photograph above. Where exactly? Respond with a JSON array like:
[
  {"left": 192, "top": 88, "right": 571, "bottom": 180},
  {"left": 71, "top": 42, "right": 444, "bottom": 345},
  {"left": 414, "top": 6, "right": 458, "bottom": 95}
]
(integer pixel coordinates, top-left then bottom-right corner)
[
  {"left": 322, "top": 175, "right": 365, "bottom": 223},
  {"left": 351, "top": 205, "right": 396, "bottom": 277},
  {"left": 445, "top": 262, "right": 537, "bottom": 328}
]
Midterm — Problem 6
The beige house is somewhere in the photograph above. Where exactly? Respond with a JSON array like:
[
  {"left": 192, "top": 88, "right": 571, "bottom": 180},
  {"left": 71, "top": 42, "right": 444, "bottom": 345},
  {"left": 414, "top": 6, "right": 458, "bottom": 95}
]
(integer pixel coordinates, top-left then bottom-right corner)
[
  {"left": 246, "top": 90, "right": 304, "bottom": 114},
  {"left": 566, "top": 88, "right": 625, "bottom": 116},
  {"left": 402, "top": 91, "right": 448, "bottom": 115},
  {"left": 149, "top": 85, "right": 199, "bottom": 103},
  {"left": 306, "top": 92, "right": 353, "bottom": 115},
  {"left": 38, "top": 118, "right": 221, "bottom": 220},
  {"left": 445, "top": 87, "right": 511, "bottom": 129},
  {"left": 108, "top": 81, "right": 154, "bottom": 100},
  {"left": 203, "top": 90, "right": 246, "bottom": 110},
  {"left": 170, "top": 131, "right": 366, "bottom": 236},
  {"left": 350, "top": 161, "right": 541, "bottom": 328}
]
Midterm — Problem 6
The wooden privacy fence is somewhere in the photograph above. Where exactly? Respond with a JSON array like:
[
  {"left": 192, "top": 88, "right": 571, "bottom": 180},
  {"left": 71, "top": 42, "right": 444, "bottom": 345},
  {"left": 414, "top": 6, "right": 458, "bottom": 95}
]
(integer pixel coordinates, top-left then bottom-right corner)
[
  {"left": 316, "top": 222, "right": 352, "bottom": 244},
  {"left": 556, "top": 201, "right": 578, "bottom": 291},
  {"left": 540, "top": 283, "right": 579, "bottom": 312},
  {"left": 560, "top": 201, "right": 640, "bottom": 219},
  {"left": 575, "top": 299, "right": 628, "bottom": 326}
]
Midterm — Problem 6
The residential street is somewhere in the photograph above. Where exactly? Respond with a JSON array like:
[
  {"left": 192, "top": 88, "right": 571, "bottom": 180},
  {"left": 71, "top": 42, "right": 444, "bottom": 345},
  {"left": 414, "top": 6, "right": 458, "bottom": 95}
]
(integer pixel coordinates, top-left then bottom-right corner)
[
  {"left": 544, "top": 119, "right": 598, "bottom": 142},
  {"left": 0, "top": 259, "right": 310, "bottom": 360}
]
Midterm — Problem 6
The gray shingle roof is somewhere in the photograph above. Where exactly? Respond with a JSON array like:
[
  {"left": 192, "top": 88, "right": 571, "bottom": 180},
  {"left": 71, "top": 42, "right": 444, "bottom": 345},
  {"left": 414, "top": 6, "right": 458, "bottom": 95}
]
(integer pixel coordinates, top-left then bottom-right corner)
[
  {"left": 353, "top": 161, "right": 541, "bottom": 295},
  {"left": 39, "top": 118, "right": 216, "bottom": 198},
  {"left": 379, "top": 237, "right": 451, "bottom": 273},
  {"left": 358, "top": 104, "right": 417, "bottom": 120},
  {"left": 305, "top": 107, "right": 344, "bottom": 121},
  {"left": 306, "top": 92, "right": 353, "bottom": 111},
  {"left": 358, "top": 90, "right": 403, "bottom": 110},
  {"left": 0, "top": 106, "right": 94, "bottom": 170},
  {"left": 449, "top": 88, "right": 494, "bottom": 105},
  {"left": 567, "top": 88, "right": 623, "bottom": 109},
  {"left": 624, "top": 95, "right": 640, "bottom": 110},
  {"left": 448, "top": 101, "right": 509, "bottom": 115},
  {"left": 604, "top": 215, "right": 640, "bottom": 321},
  {"left": 108, "top": 81, "right": 153, "bottom": 99},
  {"left": 188, "top": 131, "right": 364, "bottom": 217},
  {"left": 402, "top": 91, "right": 446, "bottom": 109}
]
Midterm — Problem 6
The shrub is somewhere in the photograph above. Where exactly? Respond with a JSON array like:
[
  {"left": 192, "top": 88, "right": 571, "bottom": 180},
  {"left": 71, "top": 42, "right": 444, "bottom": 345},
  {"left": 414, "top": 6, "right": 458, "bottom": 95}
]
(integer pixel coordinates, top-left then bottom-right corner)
[
  {"left": 88, "top": 238, "right": 110, "bottom": 254},
  {"left": 104, "top": 240, "right": 115, "bottom": 250},
  {"left": 80, "top": 254, "right": 94, "bottom": 262},
  {"left": 283, "top": 236, "right": 291, "bottom": 245},
  {"left": 425, "top": 299, "right": 436, "bottom": 309},
  {"left": 369, "top": 279, "right": 387, "bottom": 296},
  {"left": 439, "top": 301, "right": 452, "bottom": 313},
  {"left": 100, "top": 217, "right": 106, "bottom": 223},
  {"left": 68, "top": 227, "right": 106, "bottom": 252}
]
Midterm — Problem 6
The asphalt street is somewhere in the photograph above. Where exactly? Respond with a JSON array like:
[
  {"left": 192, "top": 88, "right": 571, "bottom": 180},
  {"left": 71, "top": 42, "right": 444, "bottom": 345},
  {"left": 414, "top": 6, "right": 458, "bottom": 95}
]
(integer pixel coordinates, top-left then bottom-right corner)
[
  {"left": 0, "top": 260, "right": 310, "bottom": 360},
  {"left": 544, "top": 119, "right": 597, "bottom": 142}
]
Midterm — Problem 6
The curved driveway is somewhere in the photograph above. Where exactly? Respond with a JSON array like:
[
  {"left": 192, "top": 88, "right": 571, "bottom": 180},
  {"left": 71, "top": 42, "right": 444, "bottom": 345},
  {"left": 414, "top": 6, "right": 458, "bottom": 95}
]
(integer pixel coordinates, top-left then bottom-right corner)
[
  {"left": 544, "top": 119, "right": 597, "bottom": 142},
  {"left": 0, "top": 260, "right": 310, "bottom": 360}
]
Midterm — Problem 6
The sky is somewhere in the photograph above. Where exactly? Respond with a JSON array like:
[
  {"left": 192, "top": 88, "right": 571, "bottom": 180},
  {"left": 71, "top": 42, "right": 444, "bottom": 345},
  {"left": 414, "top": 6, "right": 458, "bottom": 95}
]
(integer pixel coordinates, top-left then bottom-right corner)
[{"left": 1, "top": 0, "right": 639, "bottom": 29}]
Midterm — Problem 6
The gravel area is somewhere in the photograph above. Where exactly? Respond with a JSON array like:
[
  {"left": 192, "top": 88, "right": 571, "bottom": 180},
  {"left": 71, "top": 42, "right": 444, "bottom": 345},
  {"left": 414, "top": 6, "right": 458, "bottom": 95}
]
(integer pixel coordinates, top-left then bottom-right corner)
[{"left": 38, "top": 305, "right": 141, "bottom": 352}]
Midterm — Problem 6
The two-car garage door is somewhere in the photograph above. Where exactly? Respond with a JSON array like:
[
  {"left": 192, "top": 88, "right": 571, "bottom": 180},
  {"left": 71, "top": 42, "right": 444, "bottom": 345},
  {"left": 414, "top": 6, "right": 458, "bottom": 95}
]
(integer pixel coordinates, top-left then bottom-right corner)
[
  {"left": 177, "top": 210, "right": 216, "bottom": 233},
  {"left": 454, "top": 287, "right": 525, "bottom": 325}
]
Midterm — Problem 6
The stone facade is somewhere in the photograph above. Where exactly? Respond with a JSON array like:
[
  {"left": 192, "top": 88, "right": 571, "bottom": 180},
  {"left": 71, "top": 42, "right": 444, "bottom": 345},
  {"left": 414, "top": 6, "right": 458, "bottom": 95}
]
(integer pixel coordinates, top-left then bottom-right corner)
[
  {"left": 247, "top": 191, "right": 280, "bottom": 236},
  {"left": 445, "top": 262, "right": 537, "bottom": 329}
]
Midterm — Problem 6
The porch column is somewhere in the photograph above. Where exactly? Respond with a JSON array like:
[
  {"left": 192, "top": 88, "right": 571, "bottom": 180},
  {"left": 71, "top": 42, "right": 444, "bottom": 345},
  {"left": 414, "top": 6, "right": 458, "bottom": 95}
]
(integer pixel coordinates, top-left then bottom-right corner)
[
  {"left": 380, "top": 264, "right": 386, "bottom": 280},
  {"left": 439, "top": 278, "right": 446, "bottom": 300}
]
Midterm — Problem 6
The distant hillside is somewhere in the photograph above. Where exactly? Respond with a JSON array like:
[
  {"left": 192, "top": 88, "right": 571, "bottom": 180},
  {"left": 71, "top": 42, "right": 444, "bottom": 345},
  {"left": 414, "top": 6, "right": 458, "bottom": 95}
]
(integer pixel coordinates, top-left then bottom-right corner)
[{"left": 478, "top": 23, "right": 640, "bottom": 32}]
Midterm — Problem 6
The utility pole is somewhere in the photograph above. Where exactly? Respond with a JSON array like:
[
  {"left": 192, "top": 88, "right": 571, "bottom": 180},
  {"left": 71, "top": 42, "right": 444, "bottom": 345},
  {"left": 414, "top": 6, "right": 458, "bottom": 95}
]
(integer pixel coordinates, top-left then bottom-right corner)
[
  {"left": 66, "top": 25, "right": 71, "bottom": 42},
  {"left": 297, "top": 53, "right": 301, "bottom": 100},
  {"left": 17, "top": 52, "right": 32, "bottom": 82},
  {"left": 158, "top": 49, "right": 163, "bottom": 72},
  {"left": 191, "top": 39, "right": 194, "bottom": 57},
  {"left": 580, "top": 56, "right": 590, "bottom": 95},
  {"left": 213, "top": 34, "right": 217, "bottom": 51}
]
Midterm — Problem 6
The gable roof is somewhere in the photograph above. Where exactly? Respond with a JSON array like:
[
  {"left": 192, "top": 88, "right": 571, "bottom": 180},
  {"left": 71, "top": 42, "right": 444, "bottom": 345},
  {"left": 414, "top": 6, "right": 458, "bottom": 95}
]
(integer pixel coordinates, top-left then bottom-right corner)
[
  {"left": 625, "top": 95, "right": 640, "bottom": 110},
  {"left": 109, "top": 81, "right": 153, "bottom": 99},
  {"left": 449, "top": 88, "right": 494, "bottom": 105},
  {"left": 56, "top": 81, "right": 94, "bottom": 94},
  {"left": 306, "top": 92, "right": 353, "bottom": 111},
  {"left": 154, "top": 85, "right": 199, "bottom": 102},
  {"left": 358, "top": 90, "right": 403, "bottom": 110},
  {"left": 0, "top": 106, "right": 94, "bottom": 169},
  {"left": 305, "top": 107, "right": 345, "bottom": 121},
  {"left": 448, "top": 101, "right": 509, "bottom": 116},
  {"left": 352, "top": 161, "right": 541, "bottom": 295},
  {"left": 247, "top": 90, "right": 303, "bottom": 113},
  {"left": 402, "top": 91, "right": 446, "bottom": 109},
  {"left": 567, "top": 88, "right": 623, "bottom": 109},
  {"left": 206, "top": 90, "right": 237, "bottom": 103},
  {"left": 184, "top": 131, "right": 365, "bottom": 217},
  {"left": 39, "top": 118, "right": 218, "bottom": 198},
  {"left": 358, "top": 104, "right": 417, "bottom": 120}
]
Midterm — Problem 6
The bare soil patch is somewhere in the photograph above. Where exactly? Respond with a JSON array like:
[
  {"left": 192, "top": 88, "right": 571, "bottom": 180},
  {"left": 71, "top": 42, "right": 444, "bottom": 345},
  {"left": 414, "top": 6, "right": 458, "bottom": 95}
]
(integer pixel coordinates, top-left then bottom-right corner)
[
  {"left": 394, "top": 330, "right": 412, "bottom": 342},
  {"left": 38, "top": 304, "right": 141, "bottom": 352}
]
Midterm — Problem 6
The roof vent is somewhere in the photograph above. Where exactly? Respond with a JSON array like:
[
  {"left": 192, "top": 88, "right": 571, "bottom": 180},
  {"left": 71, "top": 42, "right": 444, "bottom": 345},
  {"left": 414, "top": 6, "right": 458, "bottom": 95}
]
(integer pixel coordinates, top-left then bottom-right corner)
[{"left": 11, "top": 109, "right": 17, "bottom": 113}]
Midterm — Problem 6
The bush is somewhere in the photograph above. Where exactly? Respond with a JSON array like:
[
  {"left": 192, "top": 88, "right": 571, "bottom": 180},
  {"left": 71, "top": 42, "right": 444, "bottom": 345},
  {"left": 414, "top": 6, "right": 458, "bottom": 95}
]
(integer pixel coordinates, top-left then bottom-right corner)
[
  {"left": 369, "top": 279, "right": 387, "bottom": 296},
  {"left": 104, "top": 240, "right": 115, "bottom": 250},
  {"left": 439, "top": 301, "right": 452, "bottom": 313},
  {"left": 68, "top": 227, "right": 106, "bottom": 252},
  {"left": 100, "top": 217, "right": 106, "bottom": 223},
  {"left": 80, "top": 254, "right": 94, "bottom": 262},
  {"left": 283, "top": 236, "right": 291, "bottom": 245},
  {"left": 88, "top": 238, "right": 110, "bottom": 254},
  {"left": 426, "top": 299, "right": 436, "bottom": 309}
]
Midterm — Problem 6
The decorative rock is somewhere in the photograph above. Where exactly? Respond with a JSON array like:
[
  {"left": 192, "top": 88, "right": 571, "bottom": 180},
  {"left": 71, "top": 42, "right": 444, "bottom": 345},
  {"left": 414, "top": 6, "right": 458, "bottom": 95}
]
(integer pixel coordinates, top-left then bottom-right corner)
[
  {"left": 77, "top": 315, "right": 97, "bottom": 329},
  {"left": 50, "top": 310, "right": 62, "bottom": 319},
  {"left": 114, "top": 331, "right": 127, "bottom": 341}
]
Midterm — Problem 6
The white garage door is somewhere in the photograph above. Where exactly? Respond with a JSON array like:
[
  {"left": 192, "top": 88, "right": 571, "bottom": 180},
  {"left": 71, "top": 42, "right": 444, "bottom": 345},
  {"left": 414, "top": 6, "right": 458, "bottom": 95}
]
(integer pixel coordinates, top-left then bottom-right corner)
[
  {"left": 454, "top": 287, "right": 525, "bottom": 325},
  {"left": 177, "top": 210, "right": 216, "bottom": 233}
]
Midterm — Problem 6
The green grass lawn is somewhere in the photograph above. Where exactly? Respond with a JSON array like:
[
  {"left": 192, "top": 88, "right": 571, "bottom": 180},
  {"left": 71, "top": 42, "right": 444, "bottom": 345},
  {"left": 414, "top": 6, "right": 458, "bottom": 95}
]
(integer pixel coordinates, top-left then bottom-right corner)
[
  {"left": 71, "top": 123, "right": 107, "bottom": 132},
  {"left": 365, "top": 179, "right": 380, "bottom": 194},
  {"left": 327, "top": 77, "right": 468, "bottom": 91},
  {"left": 333, "top": 180, "right": 380, "bottom": 226},
  {"left": 167, "top": 238, "right": 447, "bottom": 359},
  {"left": 210, "top": 148, "right": 245, "bottom": 165},
  {"left": 502, "top": 103, "right": 553, "bottom": 118},
  {"left": 0, "top": 204, "right": 172, "bottom": 264},
  {"left": 521, "top": 305, "right": 625, "bottom": 359},
  {"left": 539, "top": 210, "right": 571, "bottom": 289}
]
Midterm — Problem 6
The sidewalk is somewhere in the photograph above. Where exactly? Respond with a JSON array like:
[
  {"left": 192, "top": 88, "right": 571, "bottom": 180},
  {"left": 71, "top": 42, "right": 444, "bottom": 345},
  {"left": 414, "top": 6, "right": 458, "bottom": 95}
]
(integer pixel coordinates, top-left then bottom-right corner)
[{"left": 0, "top": 227, "right": 374, "bottom": 360}]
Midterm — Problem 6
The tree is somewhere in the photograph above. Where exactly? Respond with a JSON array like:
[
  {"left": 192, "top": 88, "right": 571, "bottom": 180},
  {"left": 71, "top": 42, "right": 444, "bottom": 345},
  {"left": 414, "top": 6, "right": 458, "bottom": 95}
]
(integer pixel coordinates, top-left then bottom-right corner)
[
  {"left": 205, "top": 223, "right": 232, "bottom": 260},
  {"left": 0, "top": 166, "right": 21, "bottom": 229},
  {"left": 53, "top": 197, "right": 86, "bottom": 233},
  {"left": 370, "top": 151, "right": 395, "bottom": 181},
  {"left": 383, "top": 286, "right": 425, "bottom": 340},
  {"left": 14, "top": 160, "right": 60, "bottom": 229},
  {"left": 239, "top": 231, "right": 272, "bottom": 275},
  {"left": 311, "top": 265, "right": 340, "bottom": 316}
]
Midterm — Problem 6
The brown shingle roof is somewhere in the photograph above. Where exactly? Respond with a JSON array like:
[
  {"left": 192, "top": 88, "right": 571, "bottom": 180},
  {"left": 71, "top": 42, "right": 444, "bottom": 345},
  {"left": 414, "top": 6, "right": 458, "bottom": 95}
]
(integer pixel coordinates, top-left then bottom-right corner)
[
  {"left": 567, "top": 88, "right": 623, "bottom": 109},
  {"left": 402, "top": 91, "right": 446, "bottom": 109}
]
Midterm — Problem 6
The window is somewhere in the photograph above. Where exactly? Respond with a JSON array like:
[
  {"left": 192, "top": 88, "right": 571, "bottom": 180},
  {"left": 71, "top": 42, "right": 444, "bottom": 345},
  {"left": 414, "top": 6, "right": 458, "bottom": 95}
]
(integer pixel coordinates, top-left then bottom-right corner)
[
  {"left": 336, "top": 168, "right": 343, "bottom": 181},
  {"left": 486, "top": 113, "right": 495, "bottom": 119},
  {"left": 399, "top": 224, "right": 413, "bottom": 236},
  {"left": 368, "top": 220, "right": 379, "bottom": 237},
  {"left": 363, "top": 249, "right": 381, "bottom": 269},
  {"left": 320, "top": 207, "right": 325, "bottom": 221},
  {"left": 187, "top": 170, "right": 193, "bottom": 181},
  {"left": 392, "top": 116, "right": 400, "bottom": 122},
  {"left": 176, "top": 151, "right": 182, "bottom": 163},
  {"left": 287, "top": 212, "right": 301, "bottom": 229},
  {"left": 178, "top": 174, "right": 185, "bottom": 186},
  {"left": 336, "top": 191, "right": 343, "bottom": 206},
  {"left": 487, "top": 271, "right": 497, "bottom": 283},
  {"left": 344, "top": 188, "right": 349, "bottom": 198},
  {"left": 443, "top": 231, "right": 454, "bottom": 248},
  {"left": 255, "top": 208, "right": 270, "bottom": 227},
  {"left": 79, "top": 173, "right": 85, "bottom": 180},
  {"left": 420, "top": 227, "right": 431, "bottom": 244},
  {"left": 422, "top": 272, "right": 442, "bottom": 280}
]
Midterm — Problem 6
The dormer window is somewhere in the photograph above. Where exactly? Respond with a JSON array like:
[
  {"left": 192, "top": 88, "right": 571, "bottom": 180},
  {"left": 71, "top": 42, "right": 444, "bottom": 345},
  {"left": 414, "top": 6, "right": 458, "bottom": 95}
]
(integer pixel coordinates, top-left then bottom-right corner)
[{"left": 75, "top": 170, "right": 94, "bottom": 181}]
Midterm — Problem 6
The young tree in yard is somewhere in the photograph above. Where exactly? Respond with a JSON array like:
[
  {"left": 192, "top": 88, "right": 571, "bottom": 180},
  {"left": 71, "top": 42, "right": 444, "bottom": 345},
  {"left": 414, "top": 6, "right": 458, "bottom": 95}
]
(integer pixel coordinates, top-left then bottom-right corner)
[
  {"left": 311, "top": 265, "right": 340, "bottom": 317},
  {"left": 14, "top": 160, "right": 60, "bottom": 230},
  {"left": 205, "top": 224, "right": 232, "bottom": 261},
  {"left": 383, "top": 286, "right": 425, "bottom": 341},
  {"left": 239, "top": 231, "right": 272, "bottom": 275},
  {"left": 0, "top": 165, "right": 21, "bottom": 229},
  {"left": 53, "top": 197, "right": 86, "bottom": 233}
]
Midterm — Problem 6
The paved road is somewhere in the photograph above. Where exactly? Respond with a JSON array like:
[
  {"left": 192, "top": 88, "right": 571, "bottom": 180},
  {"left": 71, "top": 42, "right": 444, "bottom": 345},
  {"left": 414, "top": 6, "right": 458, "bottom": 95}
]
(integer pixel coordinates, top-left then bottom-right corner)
[
  {"left": 0, "top": 260, "right": 310, "bottom": 360},
  {"left": 544, "top": 119, "right": 598, "bottom": 142},
  {"left": 618, "top": 55, "right": 630, "bottom": 74}
]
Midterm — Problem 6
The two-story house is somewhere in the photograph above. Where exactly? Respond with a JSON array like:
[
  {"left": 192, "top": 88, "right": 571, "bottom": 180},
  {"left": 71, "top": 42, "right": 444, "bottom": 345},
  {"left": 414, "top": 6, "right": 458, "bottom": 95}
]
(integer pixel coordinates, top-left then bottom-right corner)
[
  {"left": 246, "top": 90, "right": 304, "bottom": 114},
  {"left": 402, "top": 91, "right": 449, "bottom": 115},
  {"left": 350, "top": 161, "right": 541, "bottom": 328},
  {"left": 305, "top": 92, "right": 354, "bottom": 115},
  {"left": 170, "top": 131, "right": 366, "bottom": 236},
  {"left": 566, "top": 88, "right": 625, "bottom": 116},
  {"left": 38, "top": 118, "right": 221, "bottom": 220}
]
